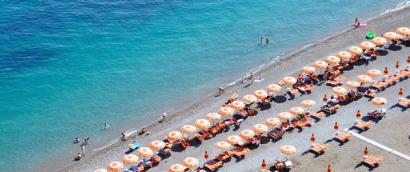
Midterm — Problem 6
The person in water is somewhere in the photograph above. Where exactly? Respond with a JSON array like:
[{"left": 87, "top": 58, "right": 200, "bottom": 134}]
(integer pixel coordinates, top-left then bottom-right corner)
[
  {"left": 121, "top": 132, "right": 126, "bottom": 141},
  {"left": 265, "top": 38, "right": 269, "bottom": 44},
  {"left": 104, "top": 122, "right": 110, "bottom": 129},
  {"left": 354, "top": 17, "right": 361, "bottom": 28},
  {"left": 73, "top": 137, "right": 80, "bottom": 144}
]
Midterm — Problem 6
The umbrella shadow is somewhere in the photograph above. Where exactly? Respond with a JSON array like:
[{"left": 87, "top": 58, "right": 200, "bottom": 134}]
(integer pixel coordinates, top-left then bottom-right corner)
[
  {"left": 387, "top": 45, "right": 402, "bottom": 51},
  {"left": 375, "top": 49, "right": 388, "bottom": 56},
  {"left": 273, "top": 95, "right": 287, "bottom": 103}
]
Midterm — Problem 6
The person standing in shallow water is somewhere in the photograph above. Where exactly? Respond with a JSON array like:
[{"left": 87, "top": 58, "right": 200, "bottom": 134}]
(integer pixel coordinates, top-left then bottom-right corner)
[
  {"left": 260, "top": 37, "right": 263, "bottom": 44},
  {"left": 266, "top": 38, "right": 269, "bottom": 44}
]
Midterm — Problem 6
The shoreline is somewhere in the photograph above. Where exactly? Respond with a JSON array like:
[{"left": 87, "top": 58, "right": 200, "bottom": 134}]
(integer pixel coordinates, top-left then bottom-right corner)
[{"left": 39, "top": 4, "right": 410, "bottom": 172}]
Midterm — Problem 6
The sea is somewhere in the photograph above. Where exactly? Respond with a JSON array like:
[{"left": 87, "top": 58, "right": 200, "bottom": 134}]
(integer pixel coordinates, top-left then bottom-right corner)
[{"left": 0, "top": 0, "right": 409, "bottom": 171}]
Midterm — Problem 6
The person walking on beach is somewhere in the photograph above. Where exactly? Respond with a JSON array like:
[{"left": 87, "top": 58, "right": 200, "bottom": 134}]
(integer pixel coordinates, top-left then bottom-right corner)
[
  {"left": 159, "top": 112, "right": 167, "bottom": 123},
  {"left": 218, "top": 87, "right": 225, "bottom": 96},
  {"left": 81, "top": 145, "right": 85, "bottom": 153},
  {"left": 121, "top": 132, "right": 126, "bottom": 141}
]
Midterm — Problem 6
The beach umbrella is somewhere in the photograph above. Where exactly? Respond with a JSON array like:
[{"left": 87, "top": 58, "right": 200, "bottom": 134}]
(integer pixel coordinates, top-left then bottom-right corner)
[
  {"left": 371, "top": 37, "right": 387, "bottom": 46},
  {"left": 332, "top": 86, "right": 347, "bottom": 96},
  {"left": 231, "top": 100, "right": 245, "bottom": 110},
  {"left": 357, "top": 75, "right": 372, "bottom": 84},
  {"left": 314, "top": 60, "right": 328, "bottom": 69},
  {"left": 136, "top": 147, "right": 154, "bottom": 159},
  {"left": 334, "top": 122, "right": 340, "bottom": 130},
  {"left": 253, "top": 124, "right": 269, "bottom": 135},
  {"left": 204, "top": 151, "right": 210, "bottom": 160},
  {"left": 367, "top": 69, "right": 382, "bottom": 78},
  {"left": 360, "top": 41, "right": 376, "bottom": 50},
  {"left": 149, "top": 140, "right": 166, "bottom": 151},
  {"left": 399, "top": 88, "right": 404, "bottom": 97},
  {"left": 219, "top": 106, "right": 234, "bottom": 117},
  {"left": 371, "top": 97, "right": 387, "bottom": 106},
  {"left": 214, "top": 141, "right": 232, "bottom": 150},
  {"left": 265, "top": 117, "right": 281, "bottom": 128},
  {"left": 397, "top": 27, "right": 410, "bottom": 36},
  {"left": 337, "top": 51, "right": 352, "bottom": 61},
  {"left": 123, "top": 154, "right": 139, "bottom": 165},
  {"left": 183, "top": 157, "right": 199, "bottom": 169},
  {"left": 396, "top": 60, "right": 400, "bottom": 70},
  {"left": 227, "top": 135, "right": 244, "bottom": 145},
  {"left": 280, "top": 145, "right": 296, "bottom": 155},
  {"left": 302, "top": 66, "right": 316, "bottom": 74},
  {"left": 181, "top": 125, "right": 197, "bottom": 135},
  {"left": 278, "top": 112, "right": 293, "bottom": 121},
  {"left": 94, "top": 169, "right": 108, "bottom": 172},
  {"left": 240, "top": 129, "right": 255, "bottom": 140},
  {"left": 364, "top": 146, "right": 369, "bottom": 155},
  {"left": 310, "top": 133, "right": 316, "bottom": 143},
  {"left": 206, "top": 113, "right": 221, "bottom": 121},
  {"left": 300, "top": 99, "right": 316, "bottom": 108},
  {"left": 322, "top": 94, "right": 328, "bottom": 102},
  {"left": 289, "top": 106, "right": 305, "bottom": 115},
  {"left": 349, "top": 47, "right": 363, "bottom": 56},
  {"left": 327, "top": 164, "right": 332, "bottom": 172},
  {"left": 107, "top": 161, "right": 124, "bottom": 172},
  {"left": 281, "top": 76, "right": 297, "bottom": 85},
  {"left": 326, "top": 56, "right": 341, "bottom": 66},
  {"left": 345, "top": 81, "right": 360, "bottom": 89},
  {"left": 267, "top": 84, "right": 282, "bottom": 93},
  {"left": 261, "top": 159, "right": 267, "bottom": 169},
  {"left": 254, "top": 90, "right": 268, "bottom": 99},
  {"left": 383, "top": 32, "right": 399, "bottom": 40},
  {"left": 242, "top": 95, "right": 258, "bottom": 104},
  {"left": 195, "top": 119, "right": 211, "bottom": 130},
  {"left": 168, "top": 163, "right": 186, "bottom": 172},
  {"left": 167, "top": 131, "right": 183, "bottom": 142},
  {"left": 356, "top": 110, "right": 362, "bottom": 119}
]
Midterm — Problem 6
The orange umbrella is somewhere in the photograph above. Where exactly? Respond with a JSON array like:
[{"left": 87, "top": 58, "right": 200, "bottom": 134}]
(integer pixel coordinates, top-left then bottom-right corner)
[
  {"left": 300, "top": 99, "right": 316, "bottom": 108},
  {"left": 254, "top": 90, "right": 268, "bottom": 99},
  {"left": 337, "top": 51, "right": 352, "bottom": 61},
  {"left": 214, "top": 141, "right": 232, "bottom": 150},
  {"left": 123, "top": 154, "right": 139, "bottom": 165},
  {"left": 182, "top": 157, "right": 199, "bottom": 169},
  {"left": 242, "top": 94, "right": 258, "bottom": 104},
  {"left": 149, "top": 140, "right": 166, "bottom": 151},
  {"left": 278, "top": 112, "right": 293, "bottom": 121},
  {"left": 371, "top": 97, "right": 387, "bottom": 106},
  {"left": 302, "top": 66, "right": 316, "bottom": 73},
  {"left": 289, "top": 106, "right": 305, "bottom": 115},
  {"left": 383, "top": 32, "right": 399, "bottom": 40},
  {"left": 281, "top": 76, "right": 297, "bottom": 85},
  {"left": 327, "top": 164, "right": 332, "bottom": 172},
  {"left": 360, "top": 41, "right": 376, "bottom": 50},
  {"left": 357, "top": 75, "right": 372, "bottom": 83},
  {"left": 395, "top": 61, "right": 400, "bottom": 70},
  {"left": 364, "top": 146, "right": 369, "bottom": 155},
  {"left": 253, "top": 124, "right": 269, "bottom": 135},
  {"left": 137, "top": 147, "right": 154, "bottom": 159},
  {"left": 231, "top": 100, "right": 245, "bottom": 110},
  {"left": 168, "top": 164, "right": 186, "bottom": 172},
  {"left": 167, "top": 131, "right": 183, "bottom": 142},
  {"left": 310, "top": 133, "right": 316, "bottom": 143},
  {"left": 399, "top": 88, "right": 404, "bottom": 97},
  {"left": 204, "top": 151, "right": 210, "bottom": 160},
  {"left": 267, "top": 84, "right": 282, "bottom": 93},
  {"left": 384, "top": 67, "right": 389, "bottom": 75},
  {"left": 261, "top": 159, "right": 267, "bottom": 169},
  {"left": 227, "top": 135, "right": 244, "bottom": 145},
  {"left": 280, "top": 145, "right": 296, "bottom": 155},
  {"left": 195, "top": 119, "right": 211, "bottom": 130},
  {"left": 327, "top": 56, "right": 341, "bottom": 66},
  {"left": 314, "top": 60, "right": 328, "bottom": 69},
  {"left": 265, "top": 117, "right": 281, "bottom": 128},
  {"left": 397, "top": 27, "right": 410, "bottom": 36},
  {"left": 322, "top": 94, "right": 328, "bottom": 102},
  {"left": 372, "top": 37, "right": 387, "bottom": 46},
  {"left": 219, "top": 106, "right": 234, "bottom": 116},
  {"left": 206, "top": 113, "right": 221, "bottom": 121},
  {"left": 107, "top": 161, "right": 124, "bottom": 172},
  {"left": 356, "top": 110, "right": 362, "bottom": 119},
  {"left": 333, "top": 122, "right": 339, "bottom": 130},
  {"left": 349, "top": 47, "right": 363, "bottom": 56},
  {"left": 345, "top": 81, "right": 360, "bottom": 88},
  {"left": 332, "top": 86, "right": 347, "bottom": 96},
  {"left": 367, "top": 69, "right": 382, "bottom": 78},
  {"left": 94, "top": 169, "right": 108, "bottom": 172},
  {"left": 181, "top": 125, "right": 197, "bottom": 135},
  {"left": 240, "top": 129, "right": 255, "bottom": 140}
]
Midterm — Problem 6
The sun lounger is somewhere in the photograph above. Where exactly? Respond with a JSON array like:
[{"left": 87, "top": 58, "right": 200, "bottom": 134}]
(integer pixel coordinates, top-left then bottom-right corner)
[
  {"left": 363, "top": 155, "right": 384, "bottom": 167},
  {"left": 129, "top": 143, "right": 141, "bottom": 151},
  {"left": 268, "top": 128, "right": 285, "bottom": 141},
  {"left": 204, "top": 160, "right": 223, "bottom": 171},
  {"left": 334, "top": 132, "right": 352, "bottom": 143},
  {"left": 226, "top": 93, "right": 238, "bottom": 104},
  {"left": 354, "top": 121, "right": 373, "bottom": 130},
  {"left": 367, "top": 110, "right": 386, "bottom": 119},
  {"left": 310, "top": 143, "right": 330, "bottom": 155},
  {"left": 398, "top": 98, "right": 410, "bottom": 108},
  {"left": 216, "top": 152, "right": 232, "bottom": 162},
  {"left": 310, "top": 112, "right": 325, "bottom": 120},
  {"left": 231, "top": 147, "right": 249, "bottom": 159},
  {"left": 288, "top": 88, "right": 299, "bottom": 95}
]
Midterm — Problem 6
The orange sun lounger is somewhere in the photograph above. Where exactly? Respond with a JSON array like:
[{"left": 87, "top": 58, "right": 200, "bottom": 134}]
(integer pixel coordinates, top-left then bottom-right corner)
[{"left": 363, "top": 155, "right": 384, "bottom": 167}]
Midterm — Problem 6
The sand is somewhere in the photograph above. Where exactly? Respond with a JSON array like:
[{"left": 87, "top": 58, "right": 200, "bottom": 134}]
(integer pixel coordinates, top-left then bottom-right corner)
[{"left": 41, "top": 5, "right": 410, "bottom": 172}]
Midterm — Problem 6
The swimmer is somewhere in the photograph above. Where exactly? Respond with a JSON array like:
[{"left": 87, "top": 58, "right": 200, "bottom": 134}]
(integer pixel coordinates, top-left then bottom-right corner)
[
  {"left": 73, "top": 137, "right": 80, "bottom": 144},
  {"left": 104, "top": 122, "right": 110, "bottom": 130}
]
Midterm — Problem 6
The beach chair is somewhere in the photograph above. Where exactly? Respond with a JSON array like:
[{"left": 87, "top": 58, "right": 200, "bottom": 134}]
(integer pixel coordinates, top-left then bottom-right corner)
[
  {"left": 226, "top": 93, "right": 238, "bottom": 104},
  {"left": 309, "top": 112, "right": 325, "bottom": 120},
  {"left": 398, "top": 98, "right": 410, "bottom": 108},
  {"left": 288, "top": 88, "right": 299, "bottom": 95},
  {"left": 354, "top": 121, "right": 373, "bottom": 130},
  {"left": 367, "top": 110, "right": 386, "bottom": 119},
  {"left": 204, "top": 160, "right": 223, "bottom": 171},
  {"left": 334, "top": 132, "right": 352, "bottom": 143},
  {"left": 310, "top": 143, "right": 330, "bottom": 155},
  {"left": 363, "top": 155, "right": 384, "bottom": 168},
  {"left": 231, "top": 147, "right": 249, "bottom": 159}
]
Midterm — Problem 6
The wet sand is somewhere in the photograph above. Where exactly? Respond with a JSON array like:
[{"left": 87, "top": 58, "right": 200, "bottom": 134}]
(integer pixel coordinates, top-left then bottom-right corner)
[{"left": 45, "top": 5, "right": 410, "bottom": 172}]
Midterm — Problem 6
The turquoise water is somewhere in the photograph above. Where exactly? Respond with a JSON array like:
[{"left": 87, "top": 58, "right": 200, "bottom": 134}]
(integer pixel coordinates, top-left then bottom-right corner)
[{"left": 0, "top": 0, "right": 407, "bottom": 171}]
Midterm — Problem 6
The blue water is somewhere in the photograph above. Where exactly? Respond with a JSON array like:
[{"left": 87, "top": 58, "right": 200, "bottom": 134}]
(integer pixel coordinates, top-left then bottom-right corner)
[{"left": 0, "top": 0, "right": 407, "bottom": 171}]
